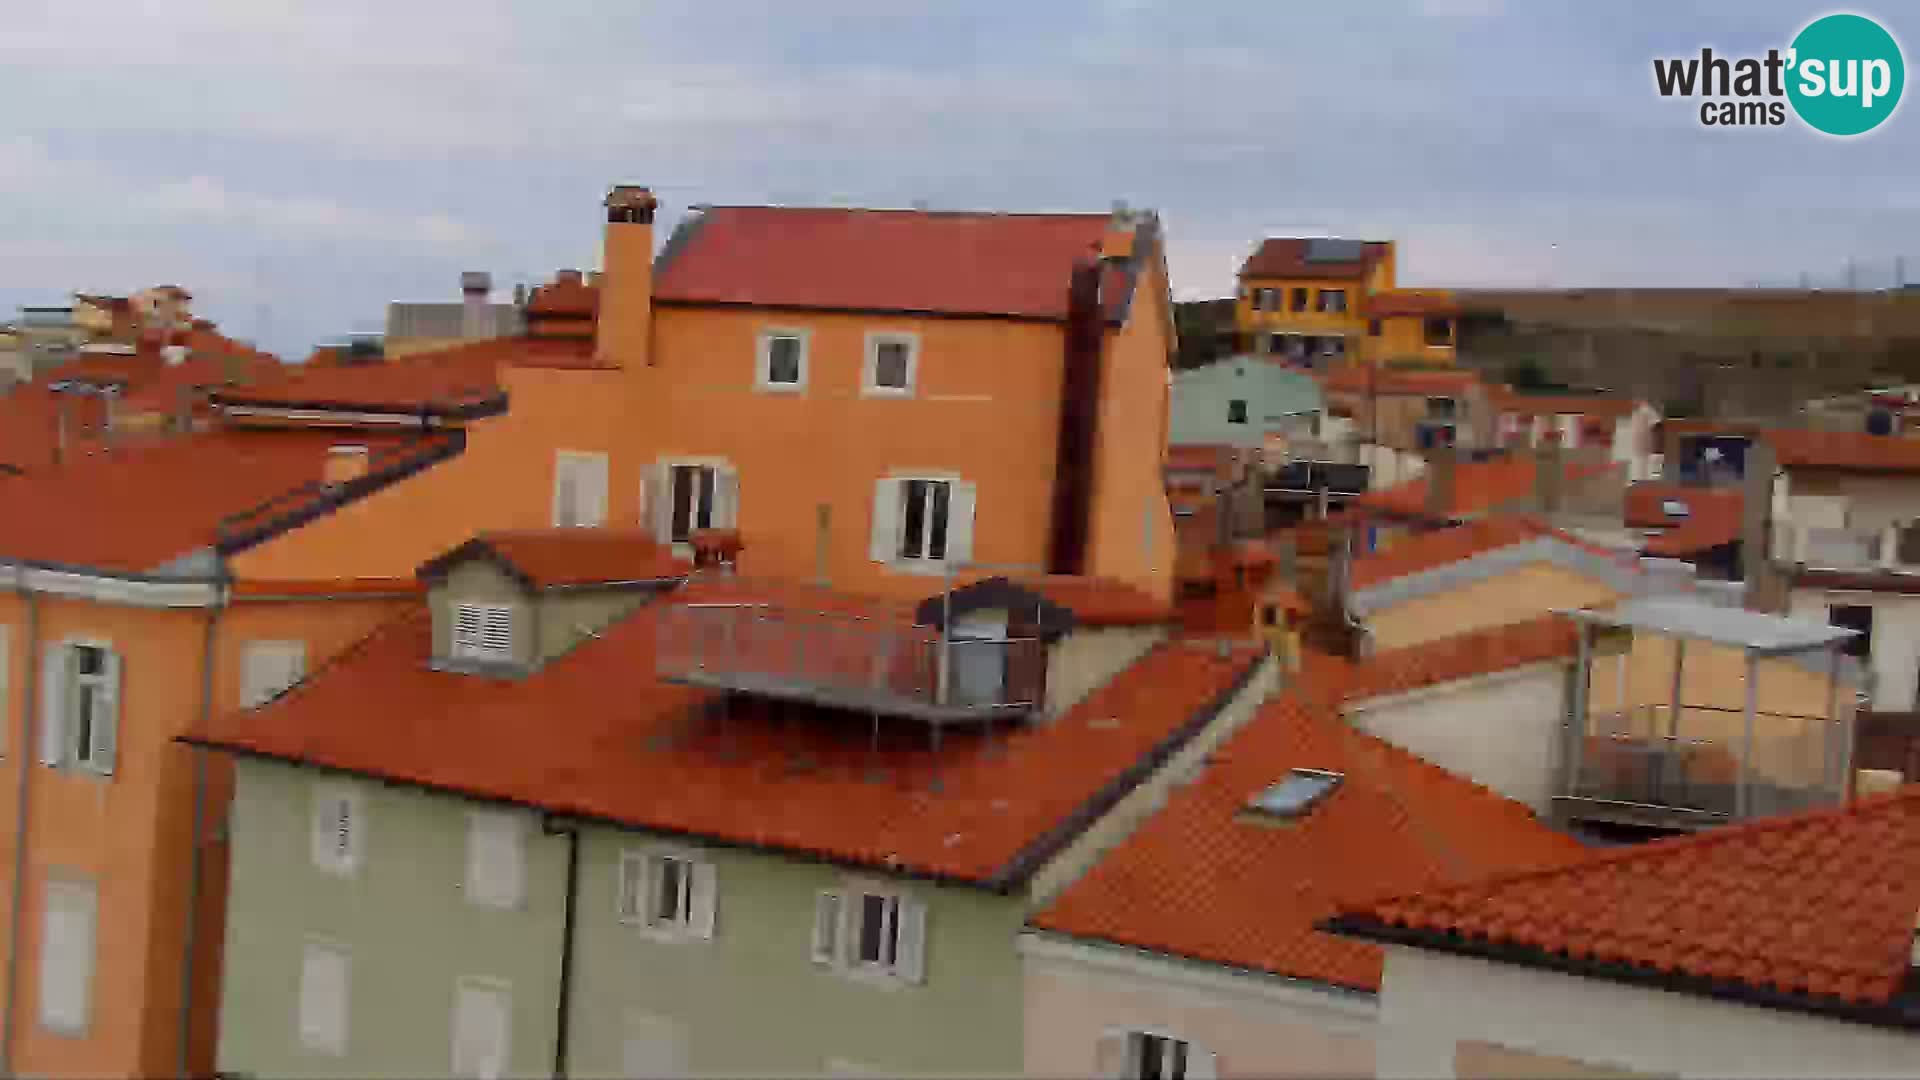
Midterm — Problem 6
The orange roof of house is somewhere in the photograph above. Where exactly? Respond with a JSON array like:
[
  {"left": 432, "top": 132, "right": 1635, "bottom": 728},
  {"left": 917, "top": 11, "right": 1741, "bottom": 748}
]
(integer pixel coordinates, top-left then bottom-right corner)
[
  {"left": 0, "top": 428, "right": 455, "bottom": 572},
  {"left": 1321, "top": 366, "right": 1480, "bottom": 397},
  {"left": 217, "top": 336, "right": 593, "bottom": 414},
  {"left": 1328, "top": 786, "right": 1920, "bottom": 1014},
  {"left": 525, "top": 279, "right": 598, "bottom": 318},
  {"left": 1351, "top": 457, "right": 1617, "bottom": 521},
  {"left": 1020, "top": 575, "right": 1173, "bottom": 627},
  {"left": 230, "top": 577, "right": 424, "bottom": 597},
  {"left": 1239, "top": 238, "right": 1392, "bottom": 282},
  {"left": 1344, "top": 615, "right": 1580, "bottom": 702},
  {"left": 1765, "top": 429, "right": 1920, "bottom": 473},
  {"left": 1030, "top": 689, "right": 1585, "bottom": 989},
  {"left": 654, "top": 206, "right": 1134, "bottom": 321},
  {"left": 1349, "top": 516, "right": 1554, "bottom": 590},
  {"left": 186, "top": 605, "right": 1263, "bottom": 886},
  {"left": 418, "top": 529, "right": 690, "bottom": 589},
  {"left": 1367, "top": 291, "right": 1460, "bottom": 318},
  {"left": 1487, "top": 385, "right": 1643, "bottom": 420},
  {"left": 1626, "top": 483, "right": 1744, "bottom": 557}
]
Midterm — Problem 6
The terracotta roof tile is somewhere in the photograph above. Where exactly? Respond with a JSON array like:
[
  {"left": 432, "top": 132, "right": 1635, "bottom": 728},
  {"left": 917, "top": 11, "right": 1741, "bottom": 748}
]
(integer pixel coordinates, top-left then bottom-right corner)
[
  {"left": 0, "top": 428, "right": 453, "bottom": 571},
  {"left": 217, "top": 336, "right": 592, "bottom": 413},
  {"left": 1765, "top": 429, "right": 1920, "bottom": 472},
  {"left": 1330, "top": 786, "right": 1920, "bottom": 1009},
  {"left": 187, "top": 604, "right": 1263, "bottom": 885},
  {"left": 1239, "top": 238, "right": 1392, "bottom": 282},
  {"left": 1031, "top": 686, "right": 1584, "bottom": 988},
  {"left": 654, "top": 206, "right": 1122, "bottom": 321},
  {"left": 1345, "top": 615, "right": 1580, "bottom": 702},
  {"left": 1020, "top": 575, "right": 1172, "bottom": 627},
  {"left": 419, "top": 529, "right": 690, "bottom": 589},
  {"left": 1626, "top": 483, "right": 1744, "bottom": 557},
  {"left": 1351, "top": 458, "right": 1617, "bottom": 521}
]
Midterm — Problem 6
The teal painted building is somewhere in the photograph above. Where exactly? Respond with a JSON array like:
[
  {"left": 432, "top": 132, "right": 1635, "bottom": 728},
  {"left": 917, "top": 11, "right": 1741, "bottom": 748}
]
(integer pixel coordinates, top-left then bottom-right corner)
[{"left": 1169, "top": 355, "right": 1323, "bottom": 448}]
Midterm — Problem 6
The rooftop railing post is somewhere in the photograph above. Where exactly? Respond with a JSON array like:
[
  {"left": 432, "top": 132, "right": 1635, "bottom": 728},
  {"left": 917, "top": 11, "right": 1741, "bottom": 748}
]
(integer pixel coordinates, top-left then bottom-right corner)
[
  {"left": 1566, "top": 621, "right": 1592, "bottom": 800},
  {"left": 938, "top": 558, "right": 955, "bottom": 707},
  {"left": 1739, "top": 650, "right": 1758, "bottom": 818}
]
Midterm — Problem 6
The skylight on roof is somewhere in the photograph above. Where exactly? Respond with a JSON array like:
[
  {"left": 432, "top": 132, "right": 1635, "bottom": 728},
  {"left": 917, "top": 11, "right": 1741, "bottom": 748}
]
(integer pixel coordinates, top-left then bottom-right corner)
[
  {"left": 1661, "top": 499, "right": 1691, "bottom": 518},
  {"left": 1247, "top": 768, "right": 1343, "bottom": 819}
]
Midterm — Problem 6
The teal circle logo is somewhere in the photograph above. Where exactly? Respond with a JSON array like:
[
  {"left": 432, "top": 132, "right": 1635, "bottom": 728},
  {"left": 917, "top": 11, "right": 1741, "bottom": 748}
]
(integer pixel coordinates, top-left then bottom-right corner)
[{"left": 1787, "top": 13, "right": 1904, "bottom": 136}]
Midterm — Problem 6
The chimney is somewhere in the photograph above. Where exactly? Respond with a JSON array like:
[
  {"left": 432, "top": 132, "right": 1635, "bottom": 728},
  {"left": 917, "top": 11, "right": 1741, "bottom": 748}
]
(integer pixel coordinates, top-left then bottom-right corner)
[
  {"left": 460, "top": 271, "right": 493, "bottom": 340},
  {"left": 1425, "top": 445, "right": 1457, "bottom": 520},
  {"left": 555, "top": 269, "right": 584, "bottom": 286},
  {"left": 1101, "top": 202, "right": 1138, "bottom": 262},
  {"left": 323, "top": 444, "right": 370, "bottom": 487},
  {"left": 1534, "top": 431, "right": 1565, "bottom": 514},
  {"left": 512, "top": 283, "right": 528, "bottom": 307},
  {"left": 596, "top": 185, "right": 659, "bottom": 368}
]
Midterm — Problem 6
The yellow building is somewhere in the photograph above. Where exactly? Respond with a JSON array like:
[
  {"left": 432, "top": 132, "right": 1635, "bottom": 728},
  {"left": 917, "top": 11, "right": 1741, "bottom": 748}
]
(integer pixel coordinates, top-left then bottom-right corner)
[{"left": 1234, "top": 237, "right": 1457, "bottom": 368}]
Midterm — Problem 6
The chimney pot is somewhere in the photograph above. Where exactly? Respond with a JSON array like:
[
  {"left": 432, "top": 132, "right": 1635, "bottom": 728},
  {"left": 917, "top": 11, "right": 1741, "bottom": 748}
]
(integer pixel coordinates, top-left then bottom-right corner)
[
  {"left": 512, "top": 284, "right": 528, "bottom": 306},
  {"left": 460, "top": 271, "right": 492, "bottom": 296},
  {"left": 605, "top": 184, "right": 658, "bottom": 225},
  {"left": 460, "top": 272, "right": 492, "bottom": 340},
  {"left": 556, "top": 269, "right": 584, "bottom": 287}
]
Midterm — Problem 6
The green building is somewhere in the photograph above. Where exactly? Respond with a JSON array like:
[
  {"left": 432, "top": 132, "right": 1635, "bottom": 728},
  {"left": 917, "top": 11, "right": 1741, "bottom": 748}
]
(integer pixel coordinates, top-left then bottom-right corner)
[{"left": 1169, "top": 354, "right": 1322, "bottom": 449}]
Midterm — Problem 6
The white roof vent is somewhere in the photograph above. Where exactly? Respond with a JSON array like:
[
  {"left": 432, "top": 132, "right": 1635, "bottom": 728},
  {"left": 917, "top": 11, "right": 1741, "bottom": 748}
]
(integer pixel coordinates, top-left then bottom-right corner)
[
  {"left": 1246, "top": 768, "right": 1344, "bottom": 820},
  {"left": 161, "top": 344, "right": 188, "bottom": 367}
]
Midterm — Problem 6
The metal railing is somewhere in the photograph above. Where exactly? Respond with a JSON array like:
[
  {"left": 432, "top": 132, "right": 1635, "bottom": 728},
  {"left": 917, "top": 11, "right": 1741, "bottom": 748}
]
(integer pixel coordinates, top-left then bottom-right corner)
[
  {"left": 654, "top": 602, "right": 1046, "bottom": 716},
  {"left": 1569, "top": 704, "right": 1844, "bottom": 819}
]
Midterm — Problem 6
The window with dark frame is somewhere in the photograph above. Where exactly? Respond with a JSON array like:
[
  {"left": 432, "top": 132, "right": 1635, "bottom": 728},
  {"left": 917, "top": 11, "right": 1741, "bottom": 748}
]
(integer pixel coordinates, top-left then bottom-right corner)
[
  {"left": 1227, "top": 399, "right": 1248, "bottom": 424},
  {"left": 764, "top": 334, "right": 803, "bottom": 385},
  {"left": 1318, "top": 289, "right": 1348, "bottom": 313},
  {"left": 898, "top": 479, "right": 952, "bottom": 561},
  {"left": 71, "top": 645, "right": 105, "bottom": 765},
  {"left": 1832, "top": 604, "right": 1874, "bottom": 661},
  {"left": 1290, "top": 287, "right": 1308, "bottom": 312},
  {"left": 1126, "top": 1033, "right": 1192, "bottom": 1080},
  {"left": 669, "top": 465, "right": 718, "bottom": 543},
  {"left": 873, "top": 340, "right": 911, "bottom": 389},
  {"left": 856, "top": 893, "right": 899, "bottom": 968},
  {"left": 1368, "top": 319, "right": 1381, "bottom": 336},
  {"left": 1424, "top": 317, "right": 1452, "bottom": 346}
]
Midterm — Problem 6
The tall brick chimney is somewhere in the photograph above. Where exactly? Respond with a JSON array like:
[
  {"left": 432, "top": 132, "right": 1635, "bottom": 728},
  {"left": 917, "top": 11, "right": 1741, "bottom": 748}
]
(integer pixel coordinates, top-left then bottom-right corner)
[{"left": 596, "top": 185, "right": 659, "bottom": 368}]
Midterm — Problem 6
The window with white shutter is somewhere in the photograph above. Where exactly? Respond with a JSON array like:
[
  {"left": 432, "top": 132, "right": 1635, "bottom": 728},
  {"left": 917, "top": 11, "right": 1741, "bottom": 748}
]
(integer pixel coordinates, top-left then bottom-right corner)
[
  {"left": 298, "top": 941, "right": 349, "bottom": 1056},
  {"left": 310, "top": 782, "right": 364, "bottom": 877},
  {"left": 811, "top": 891, "right": 842, "bottom": 966},
  {"left": 819, "top": 883, "right": 927, "bottom": 984},
  {"left": 862, "top": 332, "right": 920, "bottom": 395},
  {"left": 39, "top": 643, "right": 121, "bottom": 775},
  {"left": 450, "top": 978, "right": 511, "bottom": 1080},
  {"left": 876, "top": 476, "right": 975, "bottom": 568},
  {"left": 464, "top": 811, "right": 525, "bottom": 910},
  {"left": 756, "top": 328, "right": 809, "bottom": 391},
  {"left": 1116, "top": 1031, "right": 1215, "bottom": 1079},
  {"left": 616, "top": 849, "right": 716, "bottom": 940},
  {"left": 38, "top": 879, "right": 96, "bottom": 1036},
  {"left": 452, "top": 604, "right": 516, "bottom": 664},
  {"left": 240, "top": 640, "right": 307, "bottom": 708},
  {"left": 552, "top": 451, "right": 609, "bottom": 528}
]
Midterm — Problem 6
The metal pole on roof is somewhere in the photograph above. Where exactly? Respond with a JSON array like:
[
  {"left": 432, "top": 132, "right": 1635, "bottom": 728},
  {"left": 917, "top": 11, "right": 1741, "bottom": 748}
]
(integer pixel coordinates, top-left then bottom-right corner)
[
  {"left": 939, "top": 558, "right": 954, "bottom": 707},
  {"left": 1826, "top": 645, "right": 1843, "bottom": 799},
  {"left": 1739, "top": 651, "right": 1758, "bottom": 818},
  {"left": 1668, "top": 639, "right": 1686, "bottom": 744},
  {"left": 1567, "top": 621, "right": 1592, "bottom": 801}
]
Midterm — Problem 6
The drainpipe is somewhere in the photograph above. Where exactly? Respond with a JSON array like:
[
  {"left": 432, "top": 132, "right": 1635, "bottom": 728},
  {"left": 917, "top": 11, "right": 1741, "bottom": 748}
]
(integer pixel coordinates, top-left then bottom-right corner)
[
  {"left": 543, "top": 817, "right": 582, "bottom": 1079},
  {"left": 2, "top": 581, "right": 41, "bottom": 1076},
  {"left": 176, "top": 580, "right": 226, "bottom": 1077}
]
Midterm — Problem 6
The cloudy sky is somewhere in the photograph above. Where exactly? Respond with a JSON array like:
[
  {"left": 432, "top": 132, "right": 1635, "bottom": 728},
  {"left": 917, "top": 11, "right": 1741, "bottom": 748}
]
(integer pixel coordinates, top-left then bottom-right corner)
[{"left": 1, "top": 0, "right": 1914, "bottom": 358}]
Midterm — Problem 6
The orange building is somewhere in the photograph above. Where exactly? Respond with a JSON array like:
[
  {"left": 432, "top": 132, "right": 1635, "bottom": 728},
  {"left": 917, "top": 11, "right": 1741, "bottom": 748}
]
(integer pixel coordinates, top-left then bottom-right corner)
[{"left": 1234, "top": 237, "right": 1458, "bottom": 369}]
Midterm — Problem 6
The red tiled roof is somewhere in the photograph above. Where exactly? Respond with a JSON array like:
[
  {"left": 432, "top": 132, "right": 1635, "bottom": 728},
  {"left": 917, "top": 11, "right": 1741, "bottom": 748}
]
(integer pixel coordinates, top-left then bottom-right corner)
[
  {"left": 1031, "top": 689, "right": 1585, "bottom": 989},
  {"left": 654, "top": 207, "right": 1123, "bottom": 321},
  {"left": 230, "top": 577, "right": 424, "bottom": 597},
  {"left": 1765, "top": 429, "right": 1920, "bottom": 473},
  {"left": 1349, "top": 517, "right": 1554, "bottom": 590},
  {"left": 219, "top": 336, "right": 592, "bottom": 413},
  {"left": 1352, "top": 457, "right": 1618, "bottom": 521},
  {"left": 1020, "top": 575, "right": 1172, "bottom": 627},
  {"left": 1239, "top": 238, "right": 1392, "bottom": 282},
  {"left": 1626, "top": 483, "right": 1744, "bottom": 557},
  {"left": 1330, "top": 786, "right": 1920, "bottom": 1009},
  {"left": 1367, "top": 291, "right": 1460, "bottom": 318},
  {"left": 526, "top": 279, "right": 598, "bottom": 318},
  {"left": 1487, "top": 385, "right": 1643, "bottom": 420},
  {"left": 420, "top": 529, "right": 690, "bottom": 589},
  {"left": 188, "top": 606, "right": 1263, "bottom": 885},
  {"left": 0, "top": 428, "right": 452, "bottom": 571},
  {"left": 1345, "top": 615, "right": 1580, "bottom": 702},
  {"left": 1166, "top": 444, "right": 1232, "bottom": 472},
  {"left": 1321, "top": 366, "right": 1480, "bottom": 397}
]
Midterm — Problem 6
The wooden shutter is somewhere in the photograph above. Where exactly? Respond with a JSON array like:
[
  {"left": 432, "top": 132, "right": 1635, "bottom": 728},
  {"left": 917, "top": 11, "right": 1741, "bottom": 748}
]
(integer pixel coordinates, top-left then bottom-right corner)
[
  {"left": 298, "top": 942, "right": 348, "bottom": 1054},
  {"left": 451, "top": 980, "right": 510, "bottom": 1080},
  {"left": 453, "top": 605, "right": 484, "bottom": 657},
  {"left": 38, "top": 644, "right": 65, "bottom": 767},
  {"left": 714, "top": 467, "right": 740, "bottom": 530},
  {"left": 946, "top": 481, "right": 977, "bottom": 565},
  {"left": 689, "top": 860, "right": 717, "bottom": 939},
  {"left": 90, "top": 649, "right": 120, "bottom": 774},
  {"left": 38, "top": 880, "right": 95, "bottom": 1034},
  {"left": 479, "top": 608, "right": 513, "bottom": 658},
  {"left": 811, "top": 891, "right": 841, "bottom": 965},
  {"left": 895, "top": 896, "right": 928, "bottom": 984},
  {"left": 465, "top": 812, "right": 524, "bottom": 909},
  {"left": 870, "top": 479, "right": 901, "bottom": 563}
]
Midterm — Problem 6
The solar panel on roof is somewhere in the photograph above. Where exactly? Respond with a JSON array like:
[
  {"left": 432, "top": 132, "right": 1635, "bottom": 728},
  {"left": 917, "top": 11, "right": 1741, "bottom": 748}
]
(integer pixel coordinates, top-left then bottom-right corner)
[
  {"left": 1248, "top": 768, "right": 1343, "bottom": 818},
  {"left": 1304, "top": 238, "right": 1365, "bottom": 263}
]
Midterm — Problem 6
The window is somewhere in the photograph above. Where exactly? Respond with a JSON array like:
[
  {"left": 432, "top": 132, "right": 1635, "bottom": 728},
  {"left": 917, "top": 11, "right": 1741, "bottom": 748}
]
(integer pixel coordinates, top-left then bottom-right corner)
[
  {"left": 1250, "top": 288, "right": 1276, "bottom": 311},
  {"left": 1227, "top": 399, "right": 1248, "bottom": 425},
  {"left": 1320, "top": 336, "right": 1345, "bottom": 358},
  {"left": 1317, "top": 289, "right": 1348, "bottom": 313},
  {"left": 1289, "top": 287, "right": 1308, "bottom": 312},
  {"left": 298, "top": 941, "right": 348, "bottom": 1056},
  {"left": 450, "top": 978, "right": 510, "bottom": 1080},
  {"left": 1427, "top": 396, "right": 1457, "bottom": 419},
  {"left": 552, "top": 451, "right": 609, "bottom": 528},
  {"left": 871, "top": 476, "right": 975, "bottom": 568},
  {"left": 38, "top": 879, "right": 96, "bottom": 1037},
  {"left": 864, "top": 332, "right": 919, "bottom": 394},
  {"left": 757, "top": 328, "right": 809, "bottom": 391},
  {"left": 812, "top": 887, "right": 926, "bottom": 983},
  {"left": 240, "top": 640, "right": 307, "bottom": 709},
  {"left": 1832, "top": 604, "right": 1874, "bottom": 661},
  {"left": 464, "top": 811, "right": 526, "bottom": 910},
  {"left": 1368, "top": 318, "right": 1381, "bottom": 336},
  {"left": 1096, "top": 1031, "right": 1216, "bottom": 1079},
  {"left": 452, "top": 604, "right": 515, "bottom": 663},
  {"left": 310, "top": 782, "right": 364, "bottom": 877},
  {"left": 1265, "top": 332, "right": 1285, "bottom": 355},
  {"left": 1424, "top": 317, "right": 1453, "bottom": 346},
  {"left": 1248, "top": 768, "right": 1343, "bottom": 819},
  {"left": 647, "top": 462, "right": 738, "bottom": 545},
  {"left": 39, "top": 642, "right": 118, "bottom": 774},
  {"left": 616, "top": 851, "right": 716, "bottom": 939}
]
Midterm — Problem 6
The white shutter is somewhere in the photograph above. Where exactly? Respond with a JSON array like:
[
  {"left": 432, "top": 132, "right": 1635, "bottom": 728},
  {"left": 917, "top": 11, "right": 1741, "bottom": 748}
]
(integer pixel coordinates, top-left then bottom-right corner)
[
  {"left": 945, "top": 481, "right": 977, "bottom": 565},
  {"left": 451, "top": 980, "right": 511, "bottom": 1080},
  {"left": 870, "top": 479, "right": 901, "bottom": 563},
  {"left": 38, "top": 644, "right": 65, "bottom": 767},
  {"left": 1187, "top": 1045, "right": 1218, "bottom": 1079},
  {"left": 714, "top": 467, "right": 740, "bottom": 530},
  {"left": 1093, "top": 1032, "right": 1128, "bottom": 1079},
  {"left": 38, "top": 880, "right": 95, "bottom": 1035},
  {"left": 465, "top": 811, "right": 525, "bottom": 910},
  {"left": 479, "top": 607, "right": 513, "bottom": 658},
  {"left": 241, "top": 641, "right": 305, "bottom": 708},
  {"left": 811, "top": 891, "right": 841, "bottom": 965},
  {"left": 298, "top": 942, "right": 348, "bottom": 1055},
  {"left": 552, "top": 453, "right": 579, "bottom": 527},
  {"left": 895, "top": 896, "right": 927, "bottom": 984},
  {"left": 453, "top": 605, "right": 484, "bottom": 657},
  {"left": 580, "top": 453, "right": 609, "bottom": 527},
  {"left": 648, "top": 463, "right": 674, "bottom": 543},
  {"left": 616, "top": 853, "right": 643, "bottom": 922},
  {"left": 689, "top": 861, "right": 717, "bottom": 939},
  {"left": 90, "top": 649, "right": 119, "bottom": 774}
]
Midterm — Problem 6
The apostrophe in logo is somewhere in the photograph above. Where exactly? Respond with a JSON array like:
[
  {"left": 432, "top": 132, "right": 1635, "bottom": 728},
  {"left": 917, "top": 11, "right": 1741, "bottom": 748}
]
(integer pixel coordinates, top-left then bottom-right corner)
[
  {"left": 1651, "top": 12, "right": 1904, "bottom": 136},
  {"left": 1787, "top": 13, "right": 1904, "bottom": 135}
]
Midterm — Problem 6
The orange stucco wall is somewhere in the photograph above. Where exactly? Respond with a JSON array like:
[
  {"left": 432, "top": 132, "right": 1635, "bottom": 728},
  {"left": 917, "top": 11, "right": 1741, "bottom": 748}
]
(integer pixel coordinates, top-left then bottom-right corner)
[
  {"left": 1085, "top": 261, "right": 1176, "bottom": 605},
  {"left": 1366, "top": 564, "right": 1623, "bottom": 651},
  {"left": 0, "top": 589, "right": 409, "bottom": 1077},
  {"left": 1371, "top": 313, "right": 1455, "bottom": 365}
]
